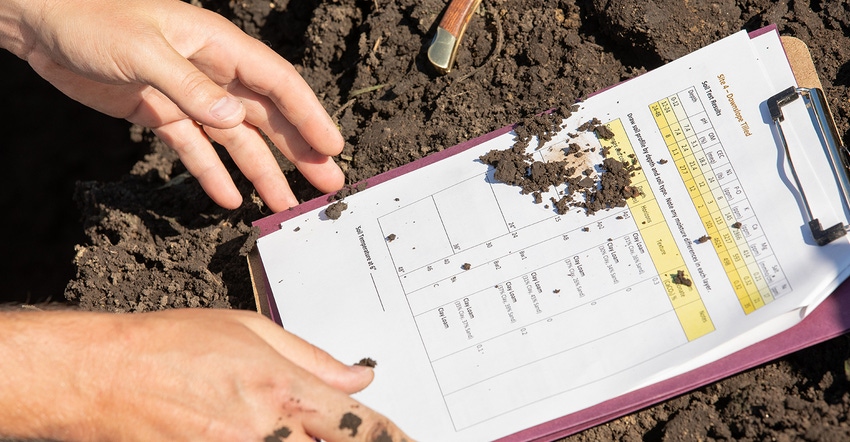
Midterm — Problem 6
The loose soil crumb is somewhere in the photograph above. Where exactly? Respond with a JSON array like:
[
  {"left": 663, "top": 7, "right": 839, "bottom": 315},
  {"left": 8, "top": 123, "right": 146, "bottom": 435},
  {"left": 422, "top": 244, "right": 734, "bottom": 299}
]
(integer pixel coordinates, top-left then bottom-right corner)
[
  {"left": 325, "top": 201, "right": 348, "bottom": 220},
  {"left": 324, "top": 182, "right": 363, "bottom": 221},
  {"left": 671, "top": 270, "right": 693, "bottom": 287},
  {"left": 481, "top": 116, "right": 640, "bottom": 216},
  {"left": 264, "top": 426, "right": 292, "bottom": 442},
  {"left": 732, "top": 221, "right": 743, "bottom": 229},
  {"left": 355, "top": 357, "right": 378, "bottom": 368},
  {"left": 329, "top": 182, "right": 368, "bottom": 201},
  {"left": 339, "top": 412, "right": 362, "bottom": 437},
  {"left": 594, "top": 125, "right": 615, "bottom": 140},
  {"left": 513, "top": 108, "right": 574, "bottom": 150},
  {"left": 575, "top": 156, "right": 640, "bottom": 215}
]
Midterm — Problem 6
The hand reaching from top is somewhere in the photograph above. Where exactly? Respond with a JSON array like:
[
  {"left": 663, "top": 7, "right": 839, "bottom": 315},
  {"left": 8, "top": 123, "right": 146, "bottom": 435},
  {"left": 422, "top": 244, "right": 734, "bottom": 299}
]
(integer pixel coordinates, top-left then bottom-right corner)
[{"left": 3, "top": 0, "right": 345, "bottom": 212}]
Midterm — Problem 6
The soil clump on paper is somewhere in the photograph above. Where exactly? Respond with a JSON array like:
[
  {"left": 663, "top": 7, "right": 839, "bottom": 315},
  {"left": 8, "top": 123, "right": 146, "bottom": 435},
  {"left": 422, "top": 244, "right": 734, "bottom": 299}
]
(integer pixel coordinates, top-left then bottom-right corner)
[
  {"left": 6, "top": 0, "right": 850, "bottom": 440},
  {"left": 324, "top": 201, "right": 348, "bottom": 220},
  {"left": 480, "top": 117, "right": 641, "bottom": 216},
  {"left": 671, "top": 269, "right": 694, "bottom": 287}
]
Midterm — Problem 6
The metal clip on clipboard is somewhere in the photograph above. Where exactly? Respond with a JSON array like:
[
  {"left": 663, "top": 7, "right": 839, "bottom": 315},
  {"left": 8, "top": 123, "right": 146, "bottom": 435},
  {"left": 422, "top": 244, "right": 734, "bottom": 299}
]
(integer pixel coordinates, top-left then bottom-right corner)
[{"left": 768, "top": 86, "right": 850, "bottom": 246}]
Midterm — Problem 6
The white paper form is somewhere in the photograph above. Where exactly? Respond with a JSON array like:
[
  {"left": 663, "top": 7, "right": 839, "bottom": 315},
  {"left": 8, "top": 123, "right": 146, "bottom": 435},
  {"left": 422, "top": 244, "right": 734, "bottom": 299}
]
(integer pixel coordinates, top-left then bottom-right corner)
[{"left": 256, "top": 29, "right": 850, "bottom": 441}]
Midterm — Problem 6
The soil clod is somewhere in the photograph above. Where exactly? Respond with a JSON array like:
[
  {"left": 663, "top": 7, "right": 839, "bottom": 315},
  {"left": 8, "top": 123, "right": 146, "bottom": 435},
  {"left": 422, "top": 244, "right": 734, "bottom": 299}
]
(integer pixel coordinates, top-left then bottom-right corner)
[
  {"left": 355, "top": 357, "right": 378, "bottom": 368},
  {"left": 480, "top": 115, "right": 640, "bottom": 216},
  {"left": 325, "top": 201, "right": 348, "bottom": 220},
  {"left": 671, "top": 270, "right": 692, "bottom": 287}
]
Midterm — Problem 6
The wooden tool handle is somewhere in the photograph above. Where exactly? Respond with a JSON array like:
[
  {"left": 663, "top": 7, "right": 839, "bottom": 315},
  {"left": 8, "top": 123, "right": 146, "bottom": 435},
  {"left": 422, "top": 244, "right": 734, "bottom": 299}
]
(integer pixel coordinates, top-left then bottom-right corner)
[{"left": 439, "top": 0, "right": 482, "bottom": 37}]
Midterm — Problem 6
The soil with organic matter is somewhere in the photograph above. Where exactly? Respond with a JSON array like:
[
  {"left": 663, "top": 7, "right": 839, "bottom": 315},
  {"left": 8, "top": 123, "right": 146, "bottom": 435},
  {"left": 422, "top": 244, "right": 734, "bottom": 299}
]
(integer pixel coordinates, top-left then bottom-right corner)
[{"left": 6, "top": 0, "right": 850, "bottom": 440}]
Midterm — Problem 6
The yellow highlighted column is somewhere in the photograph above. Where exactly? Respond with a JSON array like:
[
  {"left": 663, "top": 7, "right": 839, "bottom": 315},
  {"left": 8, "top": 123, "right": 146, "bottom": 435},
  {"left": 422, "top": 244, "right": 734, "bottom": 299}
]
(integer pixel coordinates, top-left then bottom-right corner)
[
  {"left": 652, "top": 96, "right": 770, "bottom": 315},
  {"left": 601, "top": 117, "right": 715, "bottom": 341}
]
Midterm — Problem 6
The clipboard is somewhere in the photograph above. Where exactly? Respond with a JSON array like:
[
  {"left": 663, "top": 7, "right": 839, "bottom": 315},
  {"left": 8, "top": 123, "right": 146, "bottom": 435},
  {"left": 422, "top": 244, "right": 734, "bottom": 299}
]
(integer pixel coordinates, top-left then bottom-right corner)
[
  {"left": 767, "top": 38, "right": 850, "bottom": 246},
  {"left": 246, "top": 31, "right": 850, "bottom": 441}
]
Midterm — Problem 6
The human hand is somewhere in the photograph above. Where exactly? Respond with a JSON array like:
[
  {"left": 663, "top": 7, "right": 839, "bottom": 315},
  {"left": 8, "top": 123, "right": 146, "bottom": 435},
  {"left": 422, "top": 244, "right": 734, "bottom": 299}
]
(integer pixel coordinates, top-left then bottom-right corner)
[
  {"left": 0, "top": 308, "right": 411, "bottom": 441},
  {"left": 5, "top": 0, "right": 345, "bottom": 212}
]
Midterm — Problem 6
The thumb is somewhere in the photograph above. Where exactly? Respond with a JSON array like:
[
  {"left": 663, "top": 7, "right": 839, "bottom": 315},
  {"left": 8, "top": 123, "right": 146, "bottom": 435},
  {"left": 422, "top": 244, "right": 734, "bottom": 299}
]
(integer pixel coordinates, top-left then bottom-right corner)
[
  {"left": 139, "top": 45, "right": 245, "bottom": 129},
  {"left": 237, "top": 312, "right": 376, "bottom": 393}
]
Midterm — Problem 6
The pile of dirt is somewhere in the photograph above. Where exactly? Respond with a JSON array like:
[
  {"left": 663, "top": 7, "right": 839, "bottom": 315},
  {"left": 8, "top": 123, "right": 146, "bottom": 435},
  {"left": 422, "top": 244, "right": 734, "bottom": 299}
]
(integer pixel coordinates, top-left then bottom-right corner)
[
  {"left": 479, "top": 114, "right": 642, "bottom": 216},
  {"left": 8, "top": 0, "right": 850, "bottom": 440}
]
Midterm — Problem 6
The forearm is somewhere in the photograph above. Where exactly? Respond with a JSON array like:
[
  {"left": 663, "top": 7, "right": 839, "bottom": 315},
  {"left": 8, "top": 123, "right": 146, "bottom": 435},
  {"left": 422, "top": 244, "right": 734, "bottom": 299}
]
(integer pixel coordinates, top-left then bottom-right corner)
[{"left": 0, "top": 310, "right": 113, "bottom": 441}]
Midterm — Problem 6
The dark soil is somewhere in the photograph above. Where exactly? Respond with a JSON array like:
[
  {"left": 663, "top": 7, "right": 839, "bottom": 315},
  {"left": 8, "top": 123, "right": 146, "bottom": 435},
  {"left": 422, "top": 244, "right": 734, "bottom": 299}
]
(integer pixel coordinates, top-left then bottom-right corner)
[
  {"left": 479, "top": 112, "right": 643, "bottom": 216},
  {"left": 671, "top": 270, "right": 694, "bottom": 288},
  {"left": 7, "top": 0, "right": 850, "bottom": 440}
]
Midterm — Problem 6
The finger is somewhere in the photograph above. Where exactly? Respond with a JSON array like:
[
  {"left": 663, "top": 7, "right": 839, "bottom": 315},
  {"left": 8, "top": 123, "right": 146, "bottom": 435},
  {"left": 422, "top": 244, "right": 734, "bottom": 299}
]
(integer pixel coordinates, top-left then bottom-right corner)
[
  {"left": 265, "top": 356, "right": 412, "bottom": 442},
  {"left": 152, "top": 119, "right": 243, "bottom": 209},
  {"left": 263, "top": 362, "right": 410, "bottom": 442},
  {"left": 230, "top": 83, "right": 345, "bottom": 194},
  {"left": 127, "top": 87, "right": 194, "bottom": 128},
  {"left": 27, "top": 51, "right": 212, "bottom": 130},
  {"left": 231, "top": 38, "right": 344, "bottom": 157},
  {"left": 132, "top": 34, "right": 246, "bottom": 129},
  {"left": 203, "top": 123, "right": 299, "bottom": 211},
  {"left": 302, "top": 395, "right": 412, "bottom": 442},
  {"left": 236, "top": 312, "right": 375, "bottom": 394}
]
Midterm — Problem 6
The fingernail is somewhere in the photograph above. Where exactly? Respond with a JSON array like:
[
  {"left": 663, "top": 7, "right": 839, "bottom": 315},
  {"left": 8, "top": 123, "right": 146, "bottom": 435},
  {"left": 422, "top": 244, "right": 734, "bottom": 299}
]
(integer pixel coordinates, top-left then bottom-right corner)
[{"left": 210, "top": 96, "right": 243, "bottom": 121}]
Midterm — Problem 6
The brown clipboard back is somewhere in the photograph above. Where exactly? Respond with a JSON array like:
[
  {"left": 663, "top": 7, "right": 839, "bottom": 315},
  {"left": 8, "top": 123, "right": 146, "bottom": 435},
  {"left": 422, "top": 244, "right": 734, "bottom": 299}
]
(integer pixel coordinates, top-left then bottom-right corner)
[
  {"left": 781, "top": 36, "right": 823, "bottom": 90},
  {"left": 248, "top": 247, "right": 272, "bottom": 319},
  {"left": 770, "top": 36, "right": 849, "bottom": 246}
]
